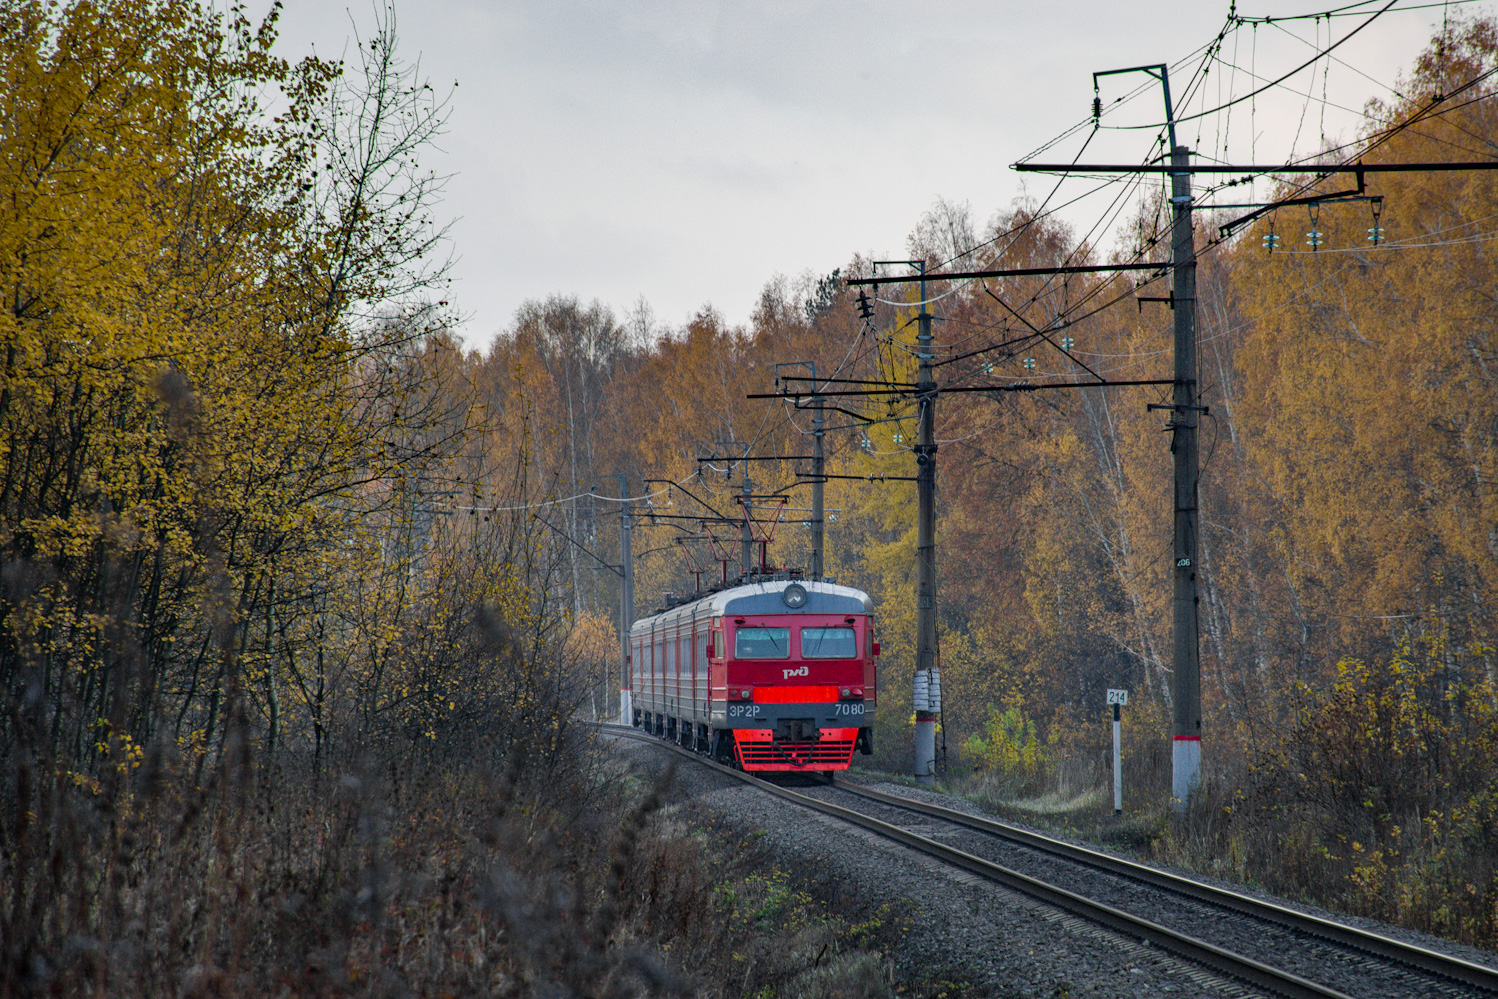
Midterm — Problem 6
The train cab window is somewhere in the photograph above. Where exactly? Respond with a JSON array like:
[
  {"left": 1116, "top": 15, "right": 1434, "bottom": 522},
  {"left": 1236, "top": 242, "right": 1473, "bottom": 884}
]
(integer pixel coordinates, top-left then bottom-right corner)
[
  {"left": 734, "top": 627, "right": 790, "bottom": 659},
  {"left": 802, "top": 627, "right": 857, "bottom": 658}
]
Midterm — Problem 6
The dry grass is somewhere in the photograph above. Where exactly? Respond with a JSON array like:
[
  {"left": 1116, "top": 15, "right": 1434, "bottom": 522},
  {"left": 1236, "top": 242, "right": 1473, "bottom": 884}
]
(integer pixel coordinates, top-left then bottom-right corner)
[
  {"left": 0, "top": 718, "right": 904, "bottom": 998},
  {"left": 938, "top": 768, "right": 1498, "bottom": 953}
]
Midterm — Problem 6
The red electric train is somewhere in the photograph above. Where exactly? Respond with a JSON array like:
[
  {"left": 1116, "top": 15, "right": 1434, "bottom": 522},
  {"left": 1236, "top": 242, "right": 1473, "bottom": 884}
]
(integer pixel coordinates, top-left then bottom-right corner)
[{"left": 629, "top": 578, "right": 878, "bottom": 771}]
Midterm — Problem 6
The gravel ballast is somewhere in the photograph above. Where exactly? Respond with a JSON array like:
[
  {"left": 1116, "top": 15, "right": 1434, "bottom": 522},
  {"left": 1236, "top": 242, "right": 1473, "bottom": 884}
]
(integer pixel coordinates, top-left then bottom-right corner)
[
  {"left": 612, "top": 734, "right": 1274, "bottom": 998},
  {"left": 802, "top": 780, "right": 1491, "bottom": 999},
  {"left": 850, "top": 779, "right": 1498, "bottom": 982}
]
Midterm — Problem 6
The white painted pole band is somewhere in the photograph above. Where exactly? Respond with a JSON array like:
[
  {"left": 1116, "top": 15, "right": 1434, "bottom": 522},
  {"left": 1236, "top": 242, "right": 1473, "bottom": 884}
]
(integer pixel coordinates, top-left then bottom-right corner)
[{"left": 1172, "top": 736, "right": 1201, "bottom": 805}]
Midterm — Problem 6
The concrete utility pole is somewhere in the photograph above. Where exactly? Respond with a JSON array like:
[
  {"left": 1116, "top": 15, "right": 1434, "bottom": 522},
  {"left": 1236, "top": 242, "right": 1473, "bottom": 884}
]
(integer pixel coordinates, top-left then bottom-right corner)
[
  {"left": 1168, "top": 143, "right": 1202, "bottom": 806},
  {"left": 1087, "top": 63, "right": 1203, "bottom": 810},
  {"left": 913, "top": 265, "right": 940, "bottom": 786},
  {"left": 811, "top": 379, "right": 825, "bottom": 582},
  {"left": 618, "top": 477, "right": 634, "bottom": 723},
  {"left": 740, "top": 468, "right": 754, "bottom": 580},
  {"left": 1006, "top": 154, "right": 1498, "bottom": 819}
]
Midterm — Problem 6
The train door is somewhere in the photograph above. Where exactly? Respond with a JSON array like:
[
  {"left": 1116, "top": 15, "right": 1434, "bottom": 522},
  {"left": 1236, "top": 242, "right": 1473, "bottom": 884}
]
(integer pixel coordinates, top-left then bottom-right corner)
[
  {"left": 661, "top": 627, "right": 669, "bottom": 715},
  {"left": 695, "top": 613, "right": 706, "bottom": 722},
  {"left": 650, "top": 624, "right": 659, "bottom": 707},
  {"left": 674, "top": 626, "right": 686, "bottom": 709},
  {"left": 710, "top": 622, "right": 724, "bottom": 694},
  {"left": 685, "top": 618, "right": 695, "bottom": 728},
  {"left": 692, "top": 612, "right": 705, "bottom": 728},
  {"left": 633, "top": 633, "right": 642, "bottom": 708}
]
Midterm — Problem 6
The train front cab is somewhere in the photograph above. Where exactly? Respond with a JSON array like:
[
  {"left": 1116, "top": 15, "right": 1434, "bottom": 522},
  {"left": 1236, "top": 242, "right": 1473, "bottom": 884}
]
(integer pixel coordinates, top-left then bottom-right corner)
[{"left": 712, "top": 582, "right": 877, "bottom": 773}]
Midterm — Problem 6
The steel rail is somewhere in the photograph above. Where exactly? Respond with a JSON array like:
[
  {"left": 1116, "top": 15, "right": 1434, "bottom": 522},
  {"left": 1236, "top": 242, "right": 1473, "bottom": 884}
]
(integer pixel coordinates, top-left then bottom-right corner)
[
  {"left": 602, "top": 725, "right": 1352, "bottom": 999},
  {"left": 829, "top": 781, "right": 1498, "bottom": 995}
]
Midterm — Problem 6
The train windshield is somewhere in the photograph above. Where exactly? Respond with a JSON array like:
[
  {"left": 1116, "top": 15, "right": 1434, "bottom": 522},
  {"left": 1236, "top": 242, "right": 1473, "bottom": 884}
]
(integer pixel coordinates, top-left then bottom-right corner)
[
  {"left": 801, "top": 627, "right": 857, "bottom": 658},
  {"left": 734, "top": 627, "right": 790, "bottom": 659}
]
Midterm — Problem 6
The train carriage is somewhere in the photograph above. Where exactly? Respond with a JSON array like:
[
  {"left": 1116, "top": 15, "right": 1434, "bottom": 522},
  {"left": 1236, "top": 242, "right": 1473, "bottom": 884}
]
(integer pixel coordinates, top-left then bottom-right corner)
[{"left": 630, "top": 578, "right": 878, "bottom": 772}]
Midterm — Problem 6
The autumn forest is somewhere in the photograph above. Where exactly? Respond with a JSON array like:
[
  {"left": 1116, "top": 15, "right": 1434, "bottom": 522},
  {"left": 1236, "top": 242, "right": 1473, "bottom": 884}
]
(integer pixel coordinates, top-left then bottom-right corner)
[{"left": 3, "top": 1, "right": 1498, "bottom": 995}]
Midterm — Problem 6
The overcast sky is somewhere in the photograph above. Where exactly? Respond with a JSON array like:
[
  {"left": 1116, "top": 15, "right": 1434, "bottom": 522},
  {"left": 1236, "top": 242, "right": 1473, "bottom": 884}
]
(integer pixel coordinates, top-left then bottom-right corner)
[{"left": 262, "top": 1, "right": 1474, "bottom": 348}]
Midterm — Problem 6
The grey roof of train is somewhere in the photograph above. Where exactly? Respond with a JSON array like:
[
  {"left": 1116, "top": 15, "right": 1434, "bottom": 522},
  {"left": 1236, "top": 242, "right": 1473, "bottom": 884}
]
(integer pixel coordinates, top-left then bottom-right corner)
[{"left": 631, "top": 579, "right": 874, "bottom": 636}]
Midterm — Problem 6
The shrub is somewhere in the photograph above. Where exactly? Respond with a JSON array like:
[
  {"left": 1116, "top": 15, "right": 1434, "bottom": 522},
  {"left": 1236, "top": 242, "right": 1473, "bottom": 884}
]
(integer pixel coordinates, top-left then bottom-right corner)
[
  {"left": 962, "top": 704, "right": 1051, "bottom": 795},
  {"left": 1155, "top": 639, "right": 1498, "bottom": 948}
]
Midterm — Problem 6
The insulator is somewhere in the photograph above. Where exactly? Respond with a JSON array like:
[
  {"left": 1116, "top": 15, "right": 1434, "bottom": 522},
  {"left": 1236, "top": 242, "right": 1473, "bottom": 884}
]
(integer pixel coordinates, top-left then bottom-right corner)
[
  {"left": 1060, "top": 336, "right": 1075, "bottom": 351},
  {"left": 1092, "top": 96, "right": 1102, "bottom": 122},
  {"left": 856, "top": 290, "right": 875, "bottom": 320},
  {"left": 1262, "top": 232, "right": 1280, "bottom": 251},
  {"left": 1023, "top": 357, "right": 1035, "bottom": 371},
  {"left": 1367, "top": 226, "right": 1385, "bottom": 245},
  {"left": 1305, "top": 230, "right": 1323, "bottom": 249}
]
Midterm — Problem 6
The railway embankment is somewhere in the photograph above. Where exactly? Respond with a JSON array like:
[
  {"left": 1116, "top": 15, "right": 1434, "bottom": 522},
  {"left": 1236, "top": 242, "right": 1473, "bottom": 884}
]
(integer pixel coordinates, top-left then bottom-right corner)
[
  {"left": 931, "top": 771, "right": 1498, "bottom": 979},
  {"left": 614, "top": 728, "right": 1498, "bottom": 998},
  {"left": 615, "top": 733, "right": 1254, "bottom": 998}
]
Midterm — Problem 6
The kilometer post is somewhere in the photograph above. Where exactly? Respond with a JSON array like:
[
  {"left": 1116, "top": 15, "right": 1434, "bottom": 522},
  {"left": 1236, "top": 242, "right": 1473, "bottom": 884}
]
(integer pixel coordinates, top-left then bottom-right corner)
[{"left": 1107, "top": 688, "right": 1128, "bottom": 815}]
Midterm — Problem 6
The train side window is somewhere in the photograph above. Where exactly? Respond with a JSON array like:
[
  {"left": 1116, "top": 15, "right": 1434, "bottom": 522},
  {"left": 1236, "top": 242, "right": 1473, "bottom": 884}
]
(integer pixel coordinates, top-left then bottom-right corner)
[
  {"left": 802, "top": 627, "right": 857, "bottom": 658},
  {"left": 734, "top": 627, "right": 790, "bottom": 659}
]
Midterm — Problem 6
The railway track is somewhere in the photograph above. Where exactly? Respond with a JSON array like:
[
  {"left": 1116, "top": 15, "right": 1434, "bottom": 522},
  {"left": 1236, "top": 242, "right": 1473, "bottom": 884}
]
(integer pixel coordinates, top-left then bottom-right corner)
[{"left": 603, "top": 723, "right": 1498, "bottom": 999}]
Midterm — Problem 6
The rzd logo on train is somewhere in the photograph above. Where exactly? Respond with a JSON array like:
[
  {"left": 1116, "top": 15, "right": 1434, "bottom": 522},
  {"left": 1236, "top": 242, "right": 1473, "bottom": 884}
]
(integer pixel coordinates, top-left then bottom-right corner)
[{"left": 782, "top": 665, "right": 809, "bottom": 679}]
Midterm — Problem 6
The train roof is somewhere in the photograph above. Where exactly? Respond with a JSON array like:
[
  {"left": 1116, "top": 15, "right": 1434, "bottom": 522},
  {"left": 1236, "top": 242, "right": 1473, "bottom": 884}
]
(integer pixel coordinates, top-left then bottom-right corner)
[{"left": 631, "top": 579, "right": 874, "bottom": 636}]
